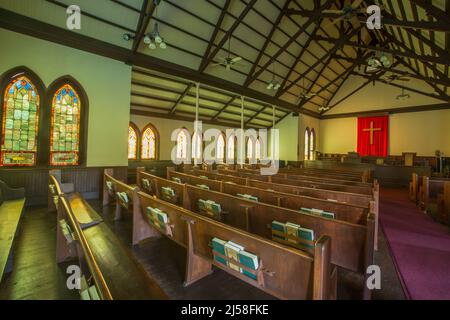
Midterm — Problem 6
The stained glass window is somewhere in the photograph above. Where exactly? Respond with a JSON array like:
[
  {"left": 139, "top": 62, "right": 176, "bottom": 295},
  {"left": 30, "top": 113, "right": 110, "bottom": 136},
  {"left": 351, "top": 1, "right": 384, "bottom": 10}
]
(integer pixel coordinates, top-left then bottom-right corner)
[
  {"left": 141, "top": 126, "right": 156, "bottom": 159},
  {"left": 227, "top": 135, "right": 235, "bottom": 161},
  {"left": 216, "top": 134, "right": 225, "bottom": 163},
  {"left": 1, "top": 76, "right": 40, "bottom": 166},
  {"left": 255, "top": 138, "right": 261, "bottom": 160},
  {"left": 304, "top": 128, "right": 310, "bottom": 160},
  {"left": 177, "top": 130, "right": 188, "bottom": 160},
  {"left": 309, "top": 129, "right": 315, "bottom": 160},
  {"left": 50, "top": 84, "right": 81, "bottom": 166},
  {"left": 192, "top": 132, "right": 202, "bottom": 160},
  {"left": 128, "top": 125, "right": 138, "bottom": 160},
  {"left": 247, "top": 138, "right": 254, "bottom": 160}
]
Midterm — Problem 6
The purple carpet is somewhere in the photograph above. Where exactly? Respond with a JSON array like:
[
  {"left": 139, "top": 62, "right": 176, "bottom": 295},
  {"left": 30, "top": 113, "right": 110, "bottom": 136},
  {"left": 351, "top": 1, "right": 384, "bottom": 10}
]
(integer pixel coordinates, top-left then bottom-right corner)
[{"left": 379, "top": 188, "right": 450, "bottom": 300}]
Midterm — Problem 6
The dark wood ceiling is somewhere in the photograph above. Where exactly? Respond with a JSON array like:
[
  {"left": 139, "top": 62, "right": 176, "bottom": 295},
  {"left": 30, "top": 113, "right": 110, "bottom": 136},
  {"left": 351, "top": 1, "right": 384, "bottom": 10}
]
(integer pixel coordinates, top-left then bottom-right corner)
[{"left": 0, "top": 0, "right": 448, "bottom": 127}]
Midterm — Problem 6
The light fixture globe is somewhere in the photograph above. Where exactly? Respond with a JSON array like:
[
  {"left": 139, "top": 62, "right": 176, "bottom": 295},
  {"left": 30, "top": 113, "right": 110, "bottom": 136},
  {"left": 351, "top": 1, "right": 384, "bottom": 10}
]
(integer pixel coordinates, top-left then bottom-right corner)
[
  {"left": 149, "top": 41, "right": 157, "bottom": 50},
  {"left": 143, "top": 35, "right": 151, "bottom": 45},
  {"left": 155, "top": 35, "right": 163, "bottom": 44},
  {"left": 159, "top": 41, "right": 167, "bottom": 49}
]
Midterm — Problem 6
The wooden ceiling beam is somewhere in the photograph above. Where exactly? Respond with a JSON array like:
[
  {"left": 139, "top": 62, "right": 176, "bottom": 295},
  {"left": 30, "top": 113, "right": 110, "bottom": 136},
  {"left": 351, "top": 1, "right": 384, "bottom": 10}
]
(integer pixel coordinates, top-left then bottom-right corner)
[
  {"left": 198, "top": 0, "right": 231, "bottom": 72},
  {"left": 132, "top": 0, "right": 157, "bottom": 53},
  {"left": 281, "top": 25, "right": 363, "bottom": 96},
  {"left": 211, "top": 96, "right": 240, "bottom": 121},
  {"left": 245, "top": 0, "right": 337, "bottom": 86},
  {"left": 243, "top": 0, "right": 291, "bottom": 87},
  {"left": 410, "top": 0, "right": 450, "bottom": 22},
  {"left": 199, "top": 0, "right": 258, "bottom": 72},
  {"left": 313, "top": 35, "right": 449, "bottom": 65},
  {"left": 285, "top": 9, "right": 450, "bottom": 32},
  {"left": 169, "top": 83, "right": 194, "bottom": 114}
]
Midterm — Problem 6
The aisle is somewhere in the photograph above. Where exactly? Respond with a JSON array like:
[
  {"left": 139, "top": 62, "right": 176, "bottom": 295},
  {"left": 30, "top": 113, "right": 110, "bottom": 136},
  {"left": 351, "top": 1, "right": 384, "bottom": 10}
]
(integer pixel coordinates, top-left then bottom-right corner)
[{"left": 380, "top": 188, "right": 450, "bottom": 300}]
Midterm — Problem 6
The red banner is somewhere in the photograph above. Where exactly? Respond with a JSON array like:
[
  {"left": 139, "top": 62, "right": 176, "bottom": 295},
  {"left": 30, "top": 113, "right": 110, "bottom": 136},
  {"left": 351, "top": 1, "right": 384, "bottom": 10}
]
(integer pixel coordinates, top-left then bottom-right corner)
[{"left": 357, "top": 116, "right": 389, "bottom": 157}]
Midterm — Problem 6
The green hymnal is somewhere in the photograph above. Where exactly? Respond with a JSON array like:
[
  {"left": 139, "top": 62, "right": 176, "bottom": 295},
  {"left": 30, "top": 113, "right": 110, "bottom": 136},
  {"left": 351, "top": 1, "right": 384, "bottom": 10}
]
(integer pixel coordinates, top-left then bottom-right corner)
[
  {"left": 197, "top": 184, "right": 210, "bottom": 190},
  {"left": 59, "top": 219, "right": 74, "bottom": 243},
  {"left": 237, "top": 193, "right": 258, "bottom": 202},
  {"left": 172, "top": 177, "right": 182, "bottom": 184},
  {"left": 88, "top": 285, "right": 100, "bottom": 300},
  {"left": 300, "top": 207, "right": 312, "bottom": 213},
  {"left": 106, "top": 180, "right": 114, "bottom": 193},
  {"left": 212, "top": 237, "right": 227, "bottom": 266},
  {"left": 238, "top": 250, "right": 259, "bottom": 280},
  {"left": 142, "top": 178, "right": 151, "bottom": 191},
  {"left": 299, "top": 227, "right": 315, "bottom": 249},
  {"left": 224, "top": 241, "right": 244, "bottom": 273},
  {"left": 116, "top": 192, "right": 129, "bottom": 205},
  {"left": 161, "top": 187, "right": 175, "bottom": 200},
  {"left": 286, "top": 222, "right": 301, "bottom": 244},
  {"left": 271, "top": 221, "right": 286, "bottom": 241},
  {"left": 199, "top": 175, "right": 208, "bottom": 179},
  {"left": 321, "top": 211, "right": 336, "bottom": 219}
]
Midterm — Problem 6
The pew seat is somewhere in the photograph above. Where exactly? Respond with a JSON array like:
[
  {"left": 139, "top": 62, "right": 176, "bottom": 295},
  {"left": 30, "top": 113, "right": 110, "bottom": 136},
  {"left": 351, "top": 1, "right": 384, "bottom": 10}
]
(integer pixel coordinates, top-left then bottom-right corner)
[{"left": 0, "top": 180, "right": 26, "bottom": 282}]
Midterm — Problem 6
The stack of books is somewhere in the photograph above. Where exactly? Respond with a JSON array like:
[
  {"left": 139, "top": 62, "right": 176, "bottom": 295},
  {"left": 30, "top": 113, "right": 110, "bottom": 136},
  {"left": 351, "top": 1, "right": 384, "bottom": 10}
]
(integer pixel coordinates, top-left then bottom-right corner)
[
  {"left": 271, "top": 220, "right": 315, "bottom": 249},
  {"left": 300, "top": 207, "right": 336, "bottom": 219},
  {"left": 80, "top": 276, "right": 101, "bottom": 300},
  {"left": 172, "top": 177, "right": 182, "bottom": 184},
  {"left": 212, "top": 238, "right": 259, "bottom": 281},
  {"left": 198, "top": 199, "right": 222, "bottom": 219},
  {"left": 196, "top": 184, "right": 210, "bottom": 190},
  {"left": 161, "top": 187, "right": 176, "bottom": 200},
  {"left": 146, "top": 206, "right": 169, "bottom": 230},
  {"left": 116, "top": 192, "right": 129, "bottom": 208},
  {"left": 141, "top": 178, "right": 152, "bottom": 191},
  {"left": 237, "top": 193, "right": 258, "bottom": 202},
  {"left": 59, "top": 219, "right": 74, "bottom": 243}
]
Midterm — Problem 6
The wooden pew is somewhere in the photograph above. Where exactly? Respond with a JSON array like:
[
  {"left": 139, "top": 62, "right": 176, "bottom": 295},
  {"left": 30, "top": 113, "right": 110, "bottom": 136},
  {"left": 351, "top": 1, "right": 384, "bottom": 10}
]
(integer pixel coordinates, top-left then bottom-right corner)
[
  {"left": 53, "top": 176, "right": 168, "bottom": 300},
  {"left": 134, "top": 190, "right": 337, "bottom": 299},
  {"left": 168, "top": 170, "right": 371, "bottom": 226},
  {"left": 421, "top": 177, "right": 450, "bottom": 224},
  {"left": 0, "top": 181, "right": 25, "bottom": 283},
  {"left": 186, "top": 167, "right": 380, "bottom": 251},
  {"left": 181, "top": 184, "right": 375, "bottom": 299}
]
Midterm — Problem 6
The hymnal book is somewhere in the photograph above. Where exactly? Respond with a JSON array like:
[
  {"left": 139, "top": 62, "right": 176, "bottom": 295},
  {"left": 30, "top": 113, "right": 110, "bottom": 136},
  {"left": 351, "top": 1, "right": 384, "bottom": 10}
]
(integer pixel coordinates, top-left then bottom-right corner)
[
  {"left": 146, "top": 207, "right": 162, "bottom": 227},
  {"left": 211, "top": 237, "right": 227, "bottom": 266},
  {"left": 196, "top": 184, "right": 210, "bottom": 190},
  {"left": 299, "top": 227, "right": 315, "bottom": 249},
  {"left": 224, "top": 241, "right": 244, "bottom": 273},
  {"left": 142, "top": 178, "right": 151, "bottom": 191},
  {"left": 199, "top": 175, "right": 209, "bottom": 179},
  {"left": 80, "top": 276, "right": 90, "bottom": 300},
  {"left": 327, "top": 199, "right": 338, "bottom": 202},
  {"left": 321, "top": 211, "right": 336, "bottom": 219},
  {"left": 300, "top": 207, "right": 312, "bottom": 213},
  {"left": 286, "top": 222, "right": 301, "bottom": 244},
  {"left": 172, "top": 177, "right": 182, "bottom": 184},
  {"left": 116, "top": 192, "right": 129, "bottom": 208},
  {"left": 161, "top": 187, "right": 175, "bottom": 200},
  {"left": 311, "top": 208, "right": 324, "bottom": 215},
  {"left": 156, "top": 210, "right": 168, "bottom": 227},
  {"left": 271, "top": 221, "right": 286, "bottom": 241},
  {"left": 106, "top": 181, "right": 114, "bottom": 193},
  {"left": 237, "top": 194, "right": 258, "bottom": 202},
  {"left": 59, "top": 219, "right": 74, "bottom": 243},
  {"left": 238, "top": 250, "right": 259, "bottom": 280},
  {"left": 88, "top": 285, "right": 100, "bottom": 300},
  {"left": 198, "top": 199, "right": 207, "bottom": 211}
]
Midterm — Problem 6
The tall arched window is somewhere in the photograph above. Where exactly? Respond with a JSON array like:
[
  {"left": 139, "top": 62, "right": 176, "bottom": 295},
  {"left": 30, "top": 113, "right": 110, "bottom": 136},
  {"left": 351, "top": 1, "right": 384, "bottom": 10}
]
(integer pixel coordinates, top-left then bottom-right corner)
[
  {"left": 1, "top": 73, "right": 41, "bottom": 166},
  {"left": 304, "top": 128, "right": 310, "bottom": 160},
  {"left": 49, "top": 83, "right": 81, "bottom": 166},
  {"left": 247, "top": 137, "right": 255, "bottom": 161},
  {"left": 227, "top": 135, "right": 235, "bottom": 162},
  {"left": 309, "top": 129, "right": 315, "bottom": 161},
  {"left": 255, "top": 137, "right": 261, "bottom": 161},
  {"left": 128, "top": 122, "right": 139, "bottom": 160},
  {"left": 192, "top": 131, "right": 202, "bottom": 160},
  {"left": 141, "top": 124, "right": 158, "bottom": 160},
  {"left": 216, "top": 133, "right": 225, "bottom": 163},
  {"left": 177, "top": 130, "right": 188, "bottom": 160}
]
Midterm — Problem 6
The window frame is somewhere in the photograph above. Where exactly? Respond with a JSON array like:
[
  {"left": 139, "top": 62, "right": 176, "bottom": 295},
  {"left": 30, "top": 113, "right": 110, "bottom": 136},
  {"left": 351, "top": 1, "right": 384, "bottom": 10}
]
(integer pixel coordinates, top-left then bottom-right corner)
[
  {"left": 128, "top": 121, "right": 140, "bottom": 160},
  {"left": 216, "top": 131, "right": 226, "bottom": 164},
  {"left": 304, "top": 127, "right": 310, "bottom": 161},
  {"left": 46, "top": 76, "right": 89, "bottom": 167},
  {"left": 140, "top": 123, "right": 159, "bottom": 160},
  {"left": 310, "top": 128, "right": 316, "bottom": 161}
]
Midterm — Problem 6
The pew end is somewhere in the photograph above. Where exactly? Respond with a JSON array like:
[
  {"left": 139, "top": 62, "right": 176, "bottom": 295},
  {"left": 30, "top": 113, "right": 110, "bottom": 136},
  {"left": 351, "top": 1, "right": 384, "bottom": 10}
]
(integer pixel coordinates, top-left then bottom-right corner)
[{"left": 313, "top": 235, "right": 337, "bottom": 300}]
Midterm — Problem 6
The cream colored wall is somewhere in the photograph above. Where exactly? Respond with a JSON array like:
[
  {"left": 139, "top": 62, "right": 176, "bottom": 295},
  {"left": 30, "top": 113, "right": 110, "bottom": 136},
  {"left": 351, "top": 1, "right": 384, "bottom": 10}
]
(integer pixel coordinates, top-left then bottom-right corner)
[
  {"left": 0, "top": 29, "right": 132, "bottom": 167},
  {"left": 319, "top": 109, "right": 450, "bottom": 156},
  {"left": 274, "top": 113, "right": 299, "bottom": 161}
]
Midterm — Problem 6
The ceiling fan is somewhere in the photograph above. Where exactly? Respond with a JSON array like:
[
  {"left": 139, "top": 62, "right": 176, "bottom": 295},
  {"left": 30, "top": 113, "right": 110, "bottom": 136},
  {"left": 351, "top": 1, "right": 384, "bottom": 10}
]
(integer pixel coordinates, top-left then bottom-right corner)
[
  {"left": 381, "top": 74, "right": 410, "bottom": 84},
  {"left": 366, "top": 51, "right": 392, "bottom": 74},
  {"left": 323, "top": 0, "right": 367, "bottom": 26},
  {"left": 318, "top": 105, "right": 330, "bottom": 112},
  {"left": 297, "top": 77, "right": 318, "bottom": 102},
  {"left": 396, "top": 85, "right": 410, "bottom": 100},
  {"left": 211, "top": 37, "right": 244, "bottom": 72}
]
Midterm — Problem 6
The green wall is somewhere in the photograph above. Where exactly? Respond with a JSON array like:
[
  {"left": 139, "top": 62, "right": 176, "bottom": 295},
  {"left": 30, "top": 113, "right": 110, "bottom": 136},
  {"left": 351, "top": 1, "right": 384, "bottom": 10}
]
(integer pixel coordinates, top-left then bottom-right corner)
[
  {"left": 0, "top": 29, "right": 131, "bottom": 167},
  {"left": 274, "top": 113, "right": 299, "bottom": 161}
]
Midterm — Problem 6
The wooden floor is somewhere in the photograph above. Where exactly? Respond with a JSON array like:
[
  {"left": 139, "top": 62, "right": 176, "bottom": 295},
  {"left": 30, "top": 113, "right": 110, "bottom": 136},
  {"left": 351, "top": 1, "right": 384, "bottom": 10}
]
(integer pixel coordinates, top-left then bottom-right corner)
[{"left": 0, "top": 199, "right": 406, "bottom": 300}]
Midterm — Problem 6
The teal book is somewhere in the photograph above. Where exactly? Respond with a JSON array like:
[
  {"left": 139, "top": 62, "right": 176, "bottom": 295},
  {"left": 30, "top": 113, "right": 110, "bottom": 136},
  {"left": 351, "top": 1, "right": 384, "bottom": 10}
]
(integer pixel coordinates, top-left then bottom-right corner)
[
  {"left": 311, "top": 208, "right": 324, "bottom": 216},
  {"left": 271, "top": 220, "right": 286, "bottom": 241},
  {"left": 197, "top": 184, "right": 210, "bottom": 190},
  {"left": 161, "top": 187, "right": 175, "bottom": 198},
  {"left": 210, "top": 202, "right": 221, "bottom": 219},
  {"left": 88, "top": 285, "right": 100, "bottom": 300},
  {"left": 246, "top": 195, "right": 258, "bottom": 202},
  {"left": 298, "top": 227, "right": 315, "bottom": 249},
  {"left": 198, "top": 199, "right": 207, "bottom": 211},
  {"left": 321, "top": 211, "right": 336, "bottom": 219},
  {"left": 300, "top": 207, "right": 312, "bottom": 213},
  {"left": 156, "top": 210, "right": 168, "bottom": 226},
  {"left": 172, "top": 177, "right": 182, "bottom": 184},
  {"left": 238, "top": 250, "right": 259, "bottom": 280},
  {"left": 211, "top": 237, "right": 227, "bottom": 266}
]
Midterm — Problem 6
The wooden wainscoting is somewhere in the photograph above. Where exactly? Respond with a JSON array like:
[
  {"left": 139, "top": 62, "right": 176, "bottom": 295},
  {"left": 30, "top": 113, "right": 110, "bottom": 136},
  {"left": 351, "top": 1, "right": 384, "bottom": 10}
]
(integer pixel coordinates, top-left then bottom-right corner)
[{"left": 0, "top": 166, "right": 128, "bottom": 206}]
